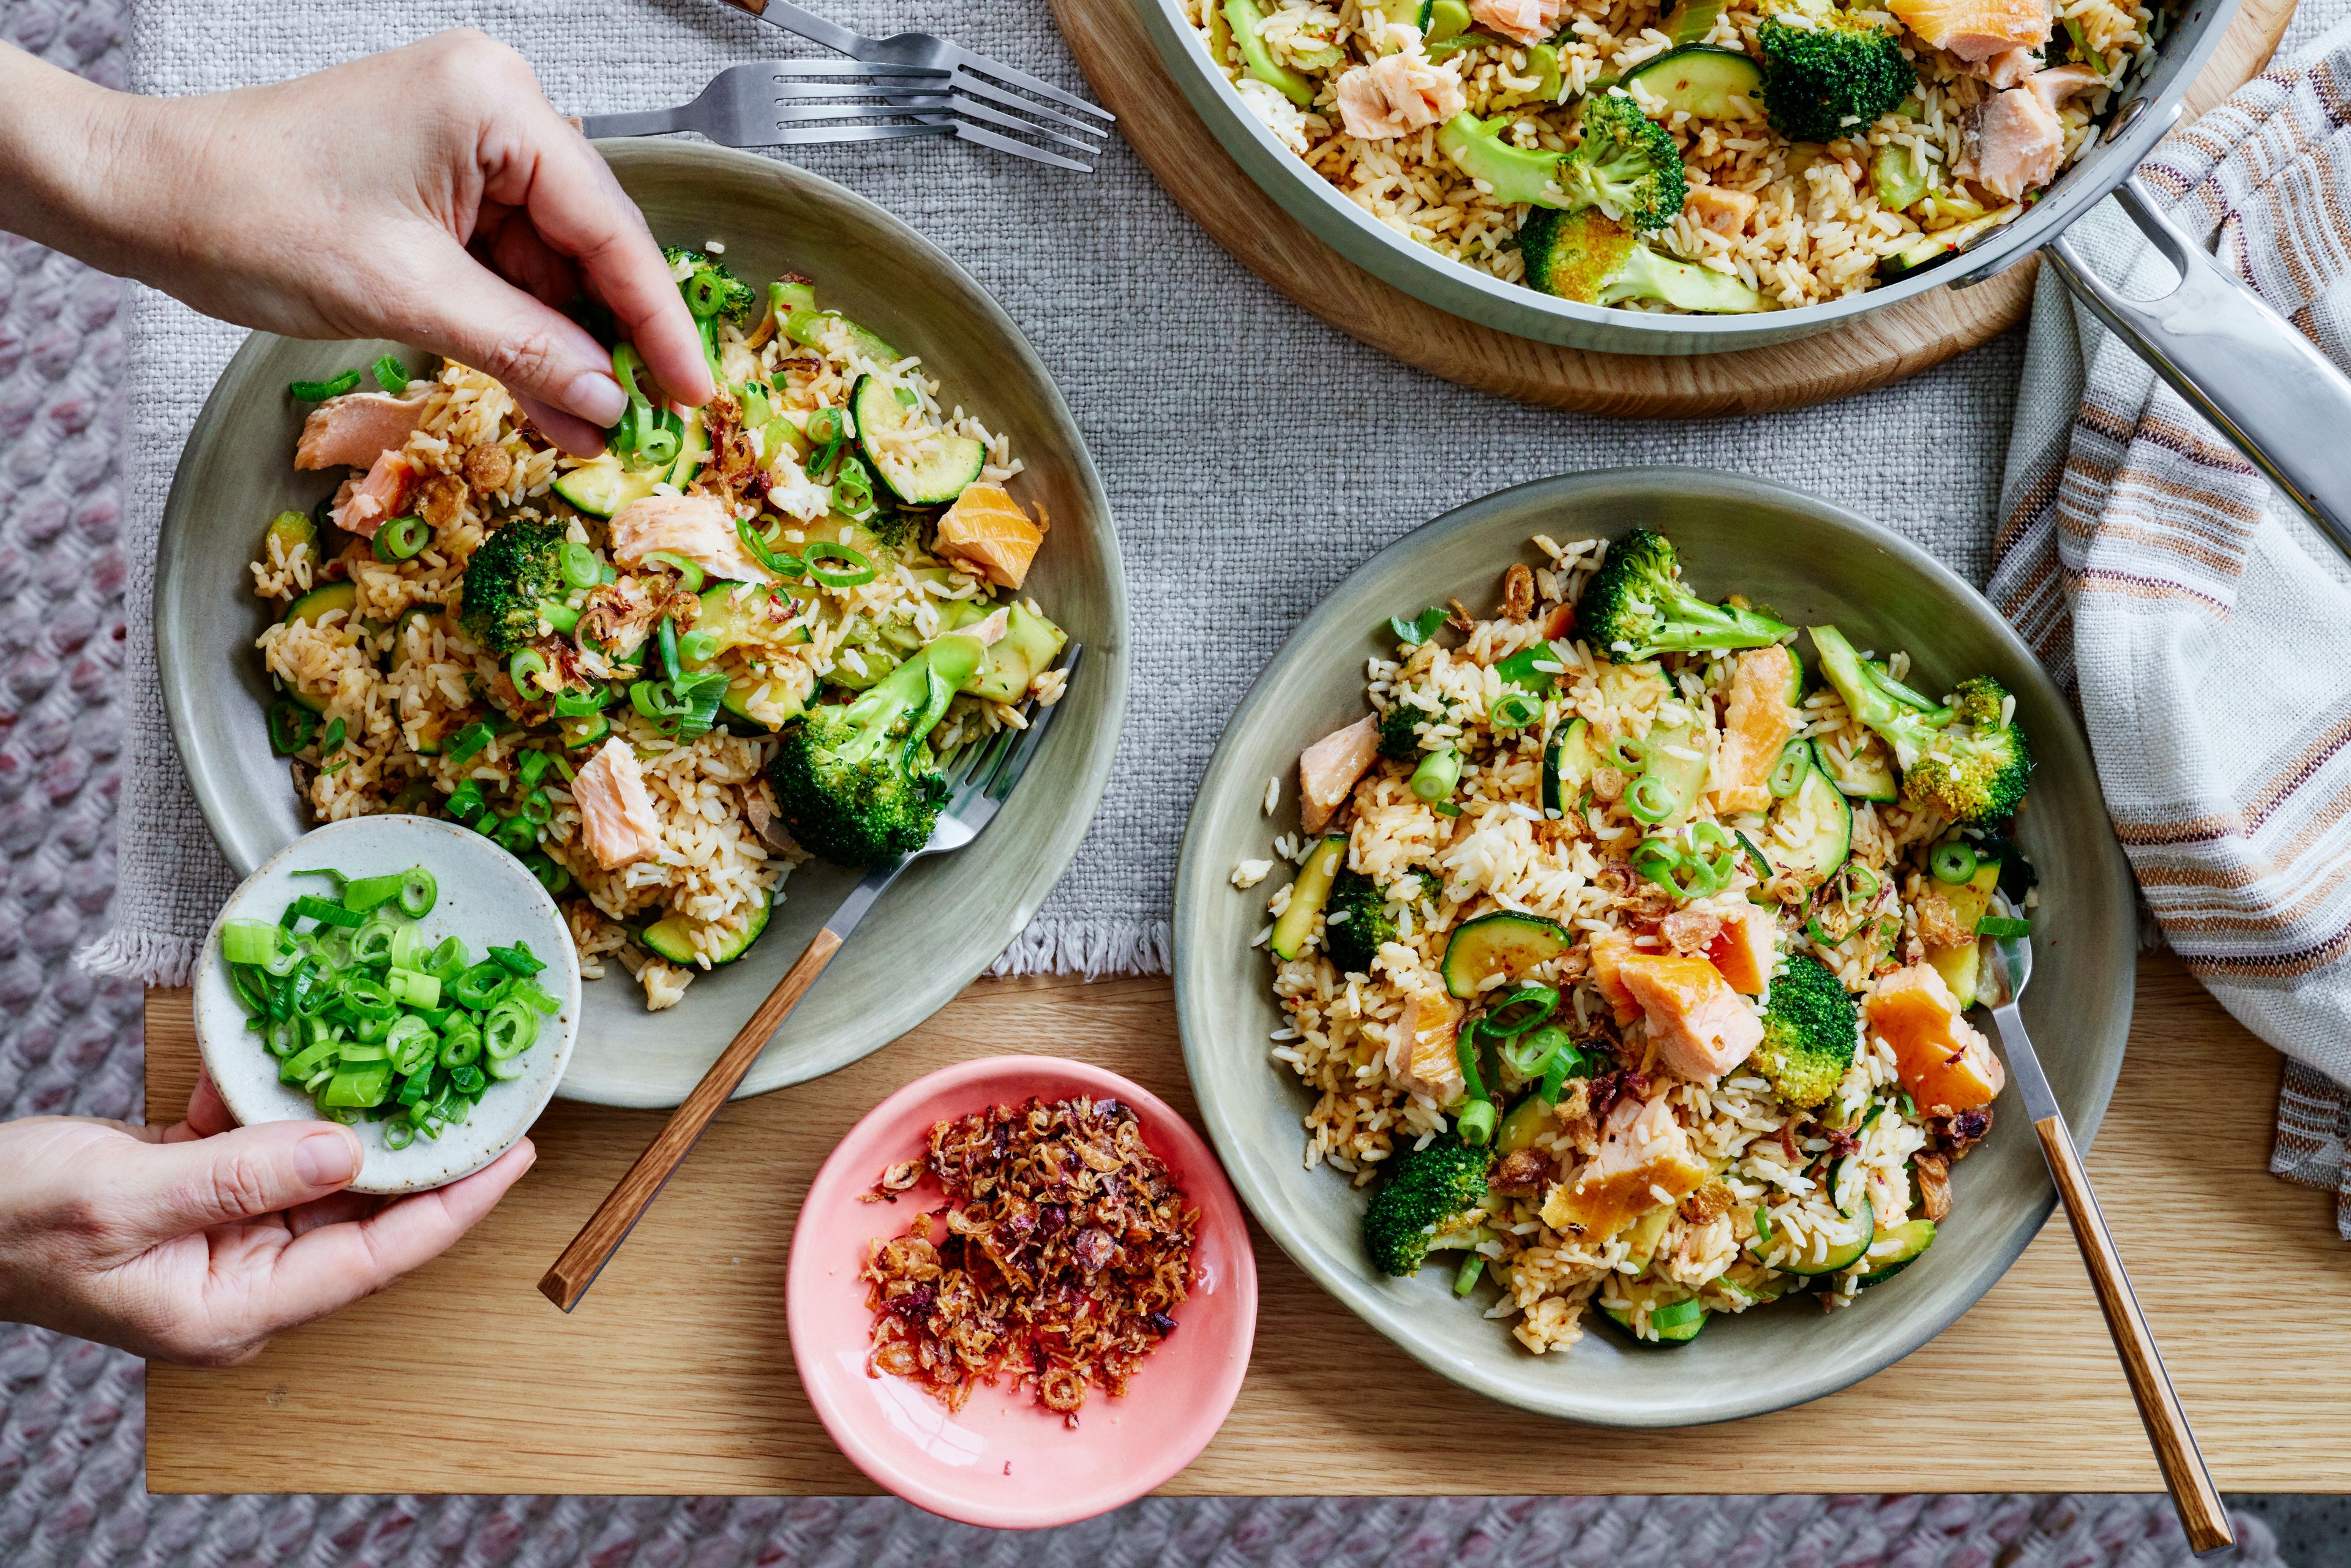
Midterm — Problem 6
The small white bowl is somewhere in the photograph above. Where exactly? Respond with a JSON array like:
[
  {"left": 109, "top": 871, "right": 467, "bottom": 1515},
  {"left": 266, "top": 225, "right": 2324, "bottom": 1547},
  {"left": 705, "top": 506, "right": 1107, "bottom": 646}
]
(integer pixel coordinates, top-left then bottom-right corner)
[{"left": 192, "top": 815, "right": 580, "bottom": 1195}]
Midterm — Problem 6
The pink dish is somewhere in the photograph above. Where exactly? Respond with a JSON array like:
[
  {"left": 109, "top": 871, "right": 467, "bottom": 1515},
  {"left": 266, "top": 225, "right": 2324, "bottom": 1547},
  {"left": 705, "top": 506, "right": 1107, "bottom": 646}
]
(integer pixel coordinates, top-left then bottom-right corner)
[{"left": 786, "top": 1055, "right": 1257, "bottom": 1529}]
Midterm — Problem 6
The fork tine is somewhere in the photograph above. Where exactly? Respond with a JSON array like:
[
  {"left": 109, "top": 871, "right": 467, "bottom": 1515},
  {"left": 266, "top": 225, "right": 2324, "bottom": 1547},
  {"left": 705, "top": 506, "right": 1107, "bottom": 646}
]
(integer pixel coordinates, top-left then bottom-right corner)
[
  {"left": 775, "top": 99, "right": 953, "bottom": 124},
  {"left": 768, "top": 59, "right": 951, "bottom": 80},
  {"left": 947, "top": 50, "right": 1116, "bottom": 122},
  {"left": 987, "top": 646, "right": 1083, "bottom": 800},
  {"left": 944, "top": 71, "right": 1113, "bottom": 141},
  {"left": 768, "top": 122, "right": 956, "bottom": 147},
  {"left": 772, "top": 81, "right": 953, "bottom": 102},
  {"left": 933, "top": 117, "right": 1095, "bottom": 173},
  {"left": 950, "top": 727, "right": 1020, "bottom": 808},
  {"left": 942, "top": 88, "right": 1107, "bottom": 153}
]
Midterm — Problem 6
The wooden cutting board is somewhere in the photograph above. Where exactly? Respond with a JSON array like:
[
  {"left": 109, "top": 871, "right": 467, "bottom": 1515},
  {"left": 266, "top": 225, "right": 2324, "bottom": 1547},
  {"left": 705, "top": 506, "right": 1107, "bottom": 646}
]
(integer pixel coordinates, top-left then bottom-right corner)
[{"left": 1048, "top": 0, "right": 2296, "bottom": 416}]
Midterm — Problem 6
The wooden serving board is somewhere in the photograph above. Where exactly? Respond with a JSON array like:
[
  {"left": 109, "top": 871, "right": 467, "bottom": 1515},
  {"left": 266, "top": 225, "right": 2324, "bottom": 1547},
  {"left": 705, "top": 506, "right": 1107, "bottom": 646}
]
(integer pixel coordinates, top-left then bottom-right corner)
[
  {"left": 1048, "top": 0, "right": 2296, "bottom": 416},
  {"left": 144, "top": 955, "right": 2351, "bottom": 1496}
]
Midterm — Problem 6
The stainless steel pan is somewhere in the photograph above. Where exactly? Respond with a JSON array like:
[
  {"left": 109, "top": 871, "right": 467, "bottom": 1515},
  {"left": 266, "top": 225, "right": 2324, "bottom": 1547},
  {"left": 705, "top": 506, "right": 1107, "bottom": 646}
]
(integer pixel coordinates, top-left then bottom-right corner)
[{"left": 1143, "top": 0, "right": 2351, "bottom": 552}]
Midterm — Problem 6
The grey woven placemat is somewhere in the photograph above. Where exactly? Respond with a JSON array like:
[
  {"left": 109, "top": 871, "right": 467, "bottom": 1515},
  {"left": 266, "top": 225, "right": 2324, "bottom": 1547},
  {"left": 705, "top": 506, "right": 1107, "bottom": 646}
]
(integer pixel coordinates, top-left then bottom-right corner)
[{"left": 86, "top": 0, "right": 2038, "bottom": 986}]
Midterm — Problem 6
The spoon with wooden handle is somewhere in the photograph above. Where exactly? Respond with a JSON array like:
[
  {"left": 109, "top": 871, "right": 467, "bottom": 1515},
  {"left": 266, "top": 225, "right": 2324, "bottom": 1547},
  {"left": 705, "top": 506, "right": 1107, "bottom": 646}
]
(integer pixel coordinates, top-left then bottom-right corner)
[
  {"left": 538, "top": 647, "right": 1081, "bottom": 1312},
  {"left": 1977, "top": 908, "right": 2233, "bottom": 1556}
]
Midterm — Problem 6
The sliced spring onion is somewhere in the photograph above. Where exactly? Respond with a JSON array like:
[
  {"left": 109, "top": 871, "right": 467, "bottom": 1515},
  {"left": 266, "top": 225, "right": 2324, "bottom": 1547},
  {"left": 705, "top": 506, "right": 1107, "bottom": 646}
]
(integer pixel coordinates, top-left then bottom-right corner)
[
  {"left": 511, "top": 648, "right": 552, "bottom": 695},
  {"left": 1455, "top": 1098, "right": 1497, "bottom": 1147},
  {"left": 538, "top": 599, "right": 582, "bottom": 636},
  {"left": 340, "top": 872, "right": 407, "bottom": 913},
  {"left": 399, "top": 865, "right": 437, "bottom": 918},
  {"left": 560, "top": 540, "right": 602, "bottom": 589},
  {"left": 657, "top": 617, "right": 681, "bottom": 677},
  {"left": 525, "top": 853, "right": 571, "bottom": 896},
  {"left": 1976, "top": 914, "right": 2031, "bottom": 939},
  {"left": 1736, "top": 830, "right": 1774, "bottom": 881},
  {"left": 552, "top": 686, "right": 607, "bottom": 718},
  {"left": 804, "top": 539, "right": 876, "bottom": 588},
  {"left": 439, "top": 1026, "right": 482, "bottom": 1068},
  {"left": 1608, "top": 733, "right": 1648, "bottom": 771},
  {"left": 1482, "top": 986, "right": 1559, "bottom": 1037},
  {"left": 220, "top": 920, "right": 288, "bottom": 967},
  {"left": 372, "top": 514, "right": 430, "bottom": 563},
  {"left": 516, "top": 749, "right": 552, "bottom": 792},
  {"left": 1930, "top": 841, "right": 1980, "bottom": 885},
  {"left": 642, "top": 551, "right": 705, "bottom": 593},
  {"left": 1491, "top": 691, "right": 1541, "bottom": 730},
  {"left": 735, "top": 514, "right": 807, "bottom": 580},
  {"left": 320, "top": 717, "right": 347, "bottom": 756},
  {"left": 1625, "top": 773, "right": 1676, "bottom": 824},
  {"left": 446, "top": 722, "right": 496, "bottom": 764},
  {"left": 387, "top": 967, "right": 441, "bottom": 1008},
  {"left": 294, "top": 895, "right": 363, "bottom": 928},
  {"left": 484, "top": 999, "right": 539, "bottom": 1060},
  {"left": 290, "top": 369, "right": 362, "bottom": 401},
  {"left": 267, "top": 700, "right": 315, "bottom": 757},
  {"left": 388, "top": 920, "right": 427, "bottom": 970},
  {"left": 488, "top": 941, "right": 546, "bottom": 977},
  {"left": 451, "top": 962, "right": 509, "bottom": 1011},
  {"left": 806, "top": 406, "right": 845, "bottom": 446},
  {"left": 678, "top": 629, "right": 721, "bottom": 666},
  {"left": 1409, "top": 748, "right": 1461, "bottom": 804},
  {"left": 1453, "top": 1256, "right": 1485, "bottom": 1297},
  {"left": 1766, "top": 739, "right": 1810, "bottom": 799},
  {"left": 350, "top": 914, "right": 400, "bottom": 964},
  {"left": 383, "top": 1120, "right": 417, "bottom": 1150},
  {"left": 371, "top": 354, "right": 410, "bottom": 395}
]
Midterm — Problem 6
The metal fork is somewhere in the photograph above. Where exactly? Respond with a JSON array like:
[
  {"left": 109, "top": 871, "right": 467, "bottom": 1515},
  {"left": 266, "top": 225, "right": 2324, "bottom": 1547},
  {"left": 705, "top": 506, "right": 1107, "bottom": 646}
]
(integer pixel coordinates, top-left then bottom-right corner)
[
  {"left": 1976, "top": 908, "right": 2233, "bottom": 1556},
  {"left": 539, "top": 643, "right": 1086, "bottom": 1311},
  {"left": 580, "top": 54, "right": 1110, "bottom": 172}
]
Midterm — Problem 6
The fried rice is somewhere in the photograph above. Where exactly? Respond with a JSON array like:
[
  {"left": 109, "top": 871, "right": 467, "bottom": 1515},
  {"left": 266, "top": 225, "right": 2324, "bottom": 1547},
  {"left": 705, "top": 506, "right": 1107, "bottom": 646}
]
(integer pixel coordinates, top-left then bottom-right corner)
[{"left": 1249, "top": 533, "right": 2028, "bottom": 1352}]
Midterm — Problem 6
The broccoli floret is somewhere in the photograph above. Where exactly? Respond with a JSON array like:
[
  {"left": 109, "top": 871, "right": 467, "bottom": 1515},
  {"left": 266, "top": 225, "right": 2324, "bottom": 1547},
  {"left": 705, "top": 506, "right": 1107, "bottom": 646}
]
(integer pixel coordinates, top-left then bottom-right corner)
[
  {"left": 1363, "top": 1135, "right": 1495, "bottom": 1278},
  {"left": 1377, "top": 703, "right": 1422, "bottom": 762},
  {"left": 459, "top": 520, "right": 569, "bottom": 659},
  {"left": 1808, "top": 627, "right": 2032, "bottom": 822},
  {"left": 1520, "top": 207, "right": 1770, "bottom": 314},
  {"left": 1559, "top": 96, "right": 1688, "bottom": 234},
  {"left": 1752, "top": 953, "right": 1859, "bottom": 1108},
  {"left": 1324, "top": 869, "right": 1397, "bottom": 974},
  {"left": 1575, "top": 528, "right": 1792, "bottom": 661},
  {"left": 1757, "top": 13, "right": 1915, "bottom": 143},
  {"left": 768, "top": 636, "right": 973, "bottom": 866}
]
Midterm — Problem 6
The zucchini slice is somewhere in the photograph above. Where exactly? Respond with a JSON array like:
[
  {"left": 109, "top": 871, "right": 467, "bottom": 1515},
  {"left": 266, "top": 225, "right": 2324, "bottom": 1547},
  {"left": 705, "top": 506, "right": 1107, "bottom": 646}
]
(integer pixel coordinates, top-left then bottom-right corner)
[
  {"left": 1224, "top": 0, "right": 1318, "bottom": 106},
  {"left": 1768, "top": 1195, "right": 1875, "bottom": 1277},
  {"left": 1637, "top": 721, "right": 1711, "bottom": 827},
  {"left": 1817, "top": 730, "right": 1899, "bottom": 801},
  {"left": 552, "top": 455, "right": 660, "bottom": 519},
  {"left": 639, "top": 887, "right": 772, "bottom": 969},
  {"left": 1621, "top": 45, "right": 1763, "bottom": 119},
  {"left": 557, "top": 711, "right": 612, "bottom": 750},
  {"left": 940, "top": 599, "right": 1068, "bottom": 703},
  {"left": 1441, "top": 909, "right": 1573, "bottom": 999},
  {"left": 1269, "top": 835, "right": 1347, "bottom": 961},
  {"left": 1662, "top": 0, "right": 1725, "bottom": 43},
  {"left": 283, "top": 580, "right": 358, "bottom": 629},
  {"left": 1600, "top": 1278, "right": 1709, "bottom": 1345},
  {"left": 1496, "top": 1093, "right": 1554, "bottom": 1155},
  {"left": 1762, "top": 743, "right": 1851, "bottom": 883},
  {"left": 1541, "top": 717, "right": 1602, "bottom": 817},
  {"left": 850, "top": 375, "right": 985, "bottom": 507},
  {"left": 1859, "top": 1218, "right": 1935, "bottom": 1287}
]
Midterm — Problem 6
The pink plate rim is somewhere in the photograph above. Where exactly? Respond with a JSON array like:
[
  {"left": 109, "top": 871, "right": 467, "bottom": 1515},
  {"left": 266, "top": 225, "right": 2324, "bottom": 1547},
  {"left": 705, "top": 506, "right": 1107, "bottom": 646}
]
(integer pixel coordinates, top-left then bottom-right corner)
[{"left": 786, "top": 1054, "right": 1258, "bottom": 1530}]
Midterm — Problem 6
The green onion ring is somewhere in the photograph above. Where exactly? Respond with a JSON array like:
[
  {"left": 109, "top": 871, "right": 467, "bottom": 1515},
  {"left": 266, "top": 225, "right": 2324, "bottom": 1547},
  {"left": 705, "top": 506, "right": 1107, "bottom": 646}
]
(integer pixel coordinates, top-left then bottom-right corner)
[
  {"left": 266, "top": 700, "right": 315, "bottom": 757},
  {"left": 734, "top": 515, "right": 806, "bottom": 580},
  {"left": 1766, "top": 739, "right": 1811, "bottom": 799},
  {"left": 509, "top": 648, "right": 551, "bottom": 696},
  {"left": 289, "top": 369, "right": 362, "bottom": 401},
  {"left": 1930, "top": 841, "right": 1979, "bottom": 885},
  {"left": 1625, "top": 773, "right": 1676, "bottom": 824},
  {"left": 560, "top": 541, "right": 602, "bottom": 590},
  {"left": 804, "top": 539, "right": 877, "bottom": 588},
  {"left": 553, "top": 685, "right": 607, "bottom": 718},
  {"left": 643, "top": 550, "right": 705, "bottom": 593},
  {"left": 398, "top": 866, "right": 437, "bottom": 919},
  {"left": 678, "top": 628, "right": 721, "bottom": 666},
  {"left": 372, "top": 514, "right": 431, "bottom": 563},
  {"left": 1482, "top": 985, "right": 1560, "bottom": 1038}
]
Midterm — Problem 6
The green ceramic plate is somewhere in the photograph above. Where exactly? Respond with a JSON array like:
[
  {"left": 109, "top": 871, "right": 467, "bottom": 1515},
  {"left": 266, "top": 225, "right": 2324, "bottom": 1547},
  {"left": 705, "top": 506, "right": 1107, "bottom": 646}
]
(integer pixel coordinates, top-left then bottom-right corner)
[
  {"left": 156, "top": 141, "right": 1128, "bottom": 1109},
  {"left": 1173, "top": 468, "right": 2134, "bottom": 1425}
]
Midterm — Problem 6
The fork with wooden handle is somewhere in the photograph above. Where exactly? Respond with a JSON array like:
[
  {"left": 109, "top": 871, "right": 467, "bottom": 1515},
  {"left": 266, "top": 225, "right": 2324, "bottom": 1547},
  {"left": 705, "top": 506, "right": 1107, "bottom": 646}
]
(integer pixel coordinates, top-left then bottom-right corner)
[
  {"left": 1977, "top": 910, "right": 2234, "bottom": 1557},
  {"left": 538, "top": 645, "right": 1082, "bottom": 1312}
]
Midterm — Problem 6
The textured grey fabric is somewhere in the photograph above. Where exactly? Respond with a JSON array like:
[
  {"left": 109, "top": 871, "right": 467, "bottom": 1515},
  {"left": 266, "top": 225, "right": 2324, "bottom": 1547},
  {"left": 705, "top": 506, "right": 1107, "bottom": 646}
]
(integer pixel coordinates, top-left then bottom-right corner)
[
  {"left": 0, "top": 0, "right": 2309, "bottom": 1560},
  {"left": 86, "top": 0, "right": 2030, "bottom": 986}
]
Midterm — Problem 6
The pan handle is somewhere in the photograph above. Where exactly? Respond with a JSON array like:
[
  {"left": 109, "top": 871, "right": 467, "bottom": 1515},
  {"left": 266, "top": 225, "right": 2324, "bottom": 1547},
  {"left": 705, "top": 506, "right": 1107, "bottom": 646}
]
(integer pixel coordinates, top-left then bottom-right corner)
[{"left": 2046, "top": 174, "right": 2351, "bottom": 560}]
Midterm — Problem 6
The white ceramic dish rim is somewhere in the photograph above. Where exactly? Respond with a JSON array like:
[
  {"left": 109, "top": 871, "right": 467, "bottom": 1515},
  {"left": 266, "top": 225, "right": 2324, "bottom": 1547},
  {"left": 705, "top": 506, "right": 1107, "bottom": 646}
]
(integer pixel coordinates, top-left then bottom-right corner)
[
  {"left": 191, "top": 815, "right": 579, "bottom": 1196},
  {"left": 1170, "top": 465, "right": 2137, "bottom": 1426},
  {"left": 1131, "top": 0, "right": 2243, "bottom": 353},
  {"left": 152, "top": 141, "right": 1131, "bottom": 1109}
]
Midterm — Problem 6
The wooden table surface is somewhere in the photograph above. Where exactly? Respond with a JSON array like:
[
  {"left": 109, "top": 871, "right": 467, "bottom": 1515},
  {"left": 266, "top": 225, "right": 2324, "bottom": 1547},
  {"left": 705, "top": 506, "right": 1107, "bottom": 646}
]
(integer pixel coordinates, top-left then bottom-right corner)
[{"left": 144, "top": 955, "right": 2348, "bottom": 1496}]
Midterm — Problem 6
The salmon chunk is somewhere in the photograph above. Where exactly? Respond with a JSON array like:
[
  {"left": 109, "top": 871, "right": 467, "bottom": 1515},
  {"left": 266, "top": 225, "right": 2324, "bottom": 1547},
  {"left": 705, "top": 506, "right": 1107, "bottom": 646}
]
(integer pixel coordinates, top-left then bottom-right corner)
[
  {"left": 1584, "top": 926, "right": 1644, "bottom": 1026},
  {"left": 1299, "top": 714, "right": 1381, "bottom": 835},
  {"left": 1541, "top": 1093, "right": 1709, "bottom": 1242},
  {"left": 1867, "top": 962, "right": 2006, "bottom": 1116},
  {"left": 295, "top": 392, "right": 432, "bottom": 472},
  {"left": 572, "top": 737, "right": 664, "bottom": 870},
  {"left": 1684, "top": 184, "right": 1759, "bottom": 237},
  {"left": 1889, "top": 0, "right": 2050, "bottom": 61},
  {"left": 1617, "top": 950, "right": 1764, "bottom": 1081},
  {"left": 1391, "top": 988, "right": 1466, "bottom": 1103},
  {"left": 1971, "top": 45, "right": 2039, "bottom": 86},
  {"left": 2024, "top": 63, "right": 2105, "bottom": 111},
  {"left": 1335, "top": 50, "right": 1467, "bottom": 140},
  {"left": 1705, "top": 903, "right": 1777, "bottom": 996},
  {"left": 1960, "top": 85, "right": 2064, "bottom": 200},
  {"left": 1709, "top": 644, "right": 1801, "bottom": 815},
  {"left": 935, "top": 483, "right": 1045, "bottom": 591},
  {"left": 1468, "top": 0, "right": 1561, "bottom": 45},
  {"left": 332, "top": 449, "right": 414, "bottom": 539},
  {"left": 610, "top": 492, "right": 776, "bottom": 585}
]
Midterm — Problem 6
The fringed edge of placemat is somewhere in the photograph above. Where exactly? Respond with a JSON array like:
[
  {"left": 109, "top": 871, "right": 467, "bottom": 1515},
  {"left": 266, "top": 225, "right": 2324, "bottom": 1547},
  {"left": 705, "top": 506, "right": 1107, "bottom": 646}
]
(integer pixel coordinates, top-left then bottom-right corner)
[
  {"left": 78, "top": 927, "right": 199, "bottom": 988},
  {"left": 989, "top": 917, "right": 1170, "bottom": 979}
]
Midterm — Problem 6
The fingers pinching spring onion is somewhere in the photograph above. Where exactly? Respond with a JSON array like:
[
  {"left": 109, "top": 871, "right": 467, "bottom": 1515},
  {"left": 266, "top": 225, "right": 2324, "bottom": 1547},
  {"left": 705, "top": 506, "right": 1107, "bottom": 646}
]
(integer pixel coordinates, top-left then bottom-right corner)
[{"left": 217, "top": 865, "right": 551, "bottom": 1139}]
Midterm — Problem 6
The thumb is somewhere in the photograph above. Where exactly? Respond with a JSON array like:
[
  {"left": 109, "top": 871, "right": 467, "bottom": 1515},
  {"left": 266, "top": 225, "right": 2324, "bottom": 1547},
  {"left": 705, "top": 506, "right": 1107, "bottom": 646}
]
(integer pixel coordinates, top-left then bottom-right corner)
[
  {"left": 399, "top": 239, "right": 629, "bottom": 450},
  {"left": 111, "top": 1121, "right": 365, "bottom": 1243}
]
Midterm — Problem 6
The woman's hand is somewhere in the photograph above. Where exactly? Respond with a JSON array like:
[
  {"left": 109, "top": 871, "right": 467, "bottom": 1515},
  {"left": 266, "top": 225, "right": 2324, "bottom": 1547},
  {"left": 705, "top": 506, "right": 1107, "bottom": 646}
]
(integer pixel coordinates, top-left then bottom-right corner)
[
  {"left": 0, "top": 30, "right": 711, "bottom": 453},
  {"left": 0, "top": 1074, "right": 531, "bottom": 1366}
]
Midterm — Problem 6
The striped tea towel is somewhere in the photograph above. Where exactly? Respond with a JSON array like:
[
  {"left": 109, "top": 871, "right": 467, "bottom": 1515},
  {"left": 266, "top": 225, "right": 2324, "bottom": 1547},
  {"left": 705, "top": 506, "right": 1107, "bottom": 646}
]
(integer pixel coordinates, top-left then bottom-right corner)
[{"left": 1991, "top": 18, "right": 2351, "bottom": 1238}]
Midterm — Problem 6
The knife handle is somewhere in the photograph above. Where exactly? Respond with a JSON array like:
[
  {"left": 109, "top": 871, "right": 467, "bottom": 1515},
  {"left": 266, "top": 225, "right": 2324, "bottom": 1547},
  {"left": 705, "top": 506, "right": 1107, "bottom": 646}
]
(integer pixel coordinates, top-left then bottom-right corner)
[{"left": 2036, "top": 1114, "right": 2234, "bottom": 1556}]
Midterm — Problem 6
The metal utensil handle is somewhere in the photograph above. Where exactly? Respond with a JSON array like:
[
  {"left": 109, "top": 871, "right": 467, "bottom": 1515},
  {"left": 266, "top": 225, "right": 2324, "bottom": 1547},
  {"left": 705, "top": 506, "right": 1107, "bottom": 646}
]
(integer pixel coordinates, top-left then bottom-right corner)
[
  {"left": 579, "top": 108, "right": 689, "bottom": 138},
  {"left": 2047, "top": 174, "right": 2351, "bottom": 561}
]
